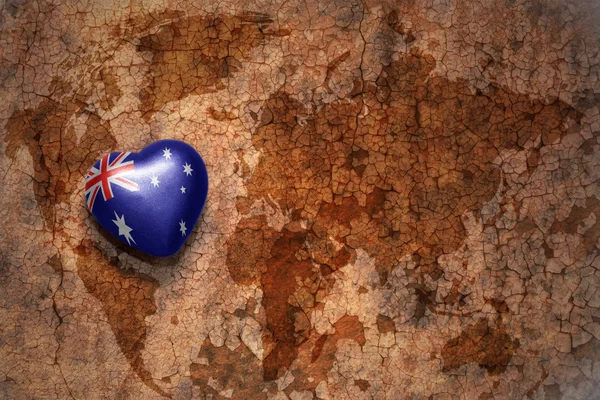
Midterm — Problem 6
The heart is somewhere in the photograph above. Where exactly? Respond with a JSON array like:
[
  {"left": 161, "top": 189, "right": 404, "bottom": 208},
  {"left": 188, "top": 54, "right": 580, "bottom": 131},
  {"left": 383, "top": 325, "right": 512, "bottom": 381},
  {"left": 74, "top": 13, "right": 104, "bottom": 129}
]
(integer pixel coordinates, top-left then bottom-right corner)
[{"left": 85, "top": 139, "right": 209, "bottom": 257}]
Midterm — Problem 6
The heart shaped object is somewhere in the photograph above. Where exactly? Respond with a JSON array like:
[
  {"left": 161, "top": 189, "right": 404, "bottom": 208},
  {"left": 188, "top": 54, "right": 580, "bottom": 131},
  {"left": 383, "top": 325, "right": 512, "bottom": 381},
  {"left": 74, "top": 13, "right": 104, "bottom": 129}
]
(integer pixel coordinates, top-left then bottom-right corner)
[{"left": 85, "top": 139, "right": 209, "bottom": 257}]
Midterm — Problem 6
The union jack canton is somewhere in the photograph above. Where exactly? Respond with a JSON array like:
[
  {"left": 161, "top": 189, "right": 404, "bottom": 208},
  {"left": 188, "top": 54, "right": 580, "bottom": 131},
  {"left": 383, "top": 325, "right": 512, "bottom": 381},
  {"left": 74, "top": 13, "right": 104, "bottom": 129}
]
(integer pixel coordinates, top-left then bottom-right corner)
[{"left": 85, "top": 152, "right": 140, "bottom": 210}]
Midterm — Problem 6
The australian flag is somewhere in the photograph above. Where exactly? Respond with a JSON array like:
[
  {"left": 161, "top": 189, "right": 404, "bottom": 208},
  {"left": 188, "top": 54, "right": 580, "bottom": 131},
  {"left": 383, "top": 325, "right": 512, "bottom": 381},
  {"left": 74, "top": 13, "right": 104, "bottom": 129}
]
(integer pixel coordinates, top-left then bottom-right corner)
[{"left": 85, "top": 139, "right": 209, "bottom": 257}]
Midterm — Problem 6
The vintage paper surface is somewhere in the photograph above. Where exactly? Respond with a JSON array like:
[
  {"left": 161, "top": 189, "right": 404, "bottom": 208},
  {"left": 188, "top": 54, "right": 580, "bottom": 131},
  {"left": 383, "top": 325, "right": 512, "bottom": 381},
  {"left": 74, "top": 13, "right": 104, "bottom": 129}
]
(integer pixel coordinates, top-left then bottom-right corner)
[{"left": 1, "top": 0, "right": 599, "bottom": 398}]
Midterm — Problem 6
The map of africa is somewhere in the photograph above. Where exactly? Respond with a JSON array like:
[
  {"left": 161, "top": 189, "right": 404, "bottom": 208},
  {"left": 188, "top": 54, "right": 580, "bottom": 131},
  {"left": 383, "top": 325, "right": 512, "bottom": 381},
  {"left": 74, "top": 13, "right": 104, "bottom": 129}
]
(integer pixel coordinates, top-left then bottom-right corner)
[{"left": 1, "top": 0, "right": 599, "bottom": 398}]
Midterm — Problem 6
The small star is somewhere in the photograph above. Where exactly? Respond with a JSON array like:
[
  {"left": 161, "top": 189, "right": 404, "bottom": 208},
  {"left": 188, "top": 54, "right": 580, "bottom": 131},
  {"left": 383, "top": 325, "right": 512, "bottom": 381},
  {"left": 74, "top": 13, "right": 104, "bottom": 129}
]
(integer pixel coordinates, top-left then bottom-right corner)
[
  {"left": 112, "top": 211, "right": 135, "bottom": 245},
  {"left": 183, "top": 163, "right": 193, "bottom": 176},
  {"left": 180, "top": 186, "right": 186, "bottom": 194},
  {"left": 150, "top": 175, "right": 160, "bottom": 187},
  {"left": 162, "top": 148, "right": 172, "bottom": 160},
  {"left": 179, "top": 219, "right": 187, "bottom": 236}
]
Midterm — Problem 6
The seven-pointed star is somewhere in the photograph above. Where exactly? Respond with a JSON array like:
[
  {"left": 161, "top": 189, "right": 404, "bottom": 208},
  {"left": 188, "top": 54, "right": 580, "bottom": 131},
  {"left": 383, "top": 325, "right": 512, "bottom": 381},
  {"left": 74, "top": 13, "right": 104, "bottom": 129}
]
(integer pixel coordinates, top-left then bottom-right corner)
[
  {"left": 112, "top": 211, "right": 135, "bottom": 245},
  {"left": 129, "top": 157, "right": 195, "bottom": 241}
]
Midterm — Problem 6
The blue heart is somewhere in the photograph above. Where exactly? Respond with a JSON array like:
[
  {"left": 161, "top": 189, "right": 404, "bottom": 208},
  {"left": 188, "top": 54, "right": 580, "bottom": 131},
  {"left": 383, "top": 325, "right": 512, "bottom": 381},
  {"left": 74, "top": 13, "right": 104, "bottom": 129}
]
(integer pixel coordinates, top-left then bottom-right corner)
[{"left": 85, "top": 139, "right": 209, "bottom": 257}]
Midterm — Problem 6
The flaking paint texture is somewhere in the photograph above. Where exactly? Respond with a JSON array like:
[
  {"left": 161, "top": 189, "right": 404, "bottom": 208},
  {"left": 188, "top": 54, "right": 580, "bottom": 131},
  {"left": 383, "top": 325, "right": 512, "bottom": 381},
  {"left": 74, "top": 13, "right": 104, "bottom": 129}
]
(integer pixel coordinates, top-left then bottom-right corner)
[{"left": 0, "top": 0, "right": 599, "bottom": 398}]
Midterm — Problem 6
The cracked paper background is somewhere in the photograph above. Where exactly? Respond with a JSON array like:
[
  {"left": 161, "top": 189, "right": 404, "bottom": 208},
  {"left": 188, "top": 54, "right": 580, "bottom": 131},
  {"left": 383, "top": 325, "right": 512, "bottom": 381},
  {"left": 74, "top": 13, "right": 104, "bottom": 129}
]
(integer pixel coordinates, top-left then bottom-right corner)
[{"left": 1, "top": 0, "right": 599, "bottom": 398}]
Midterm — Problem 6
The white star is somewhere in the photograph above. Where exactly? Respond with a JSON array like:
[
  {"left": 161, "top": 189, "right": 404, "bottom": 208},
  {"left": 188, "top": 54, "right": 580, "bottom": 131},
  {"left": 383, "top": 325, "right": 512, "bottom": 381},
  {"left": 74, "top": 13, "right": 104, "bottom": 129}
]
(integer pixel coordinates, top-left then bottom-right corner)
[
  {"left": 112, "top": 211, "right": 135, "bottom": 245},
  {"left": 150, "top": 175, "right": 160, "bottom": 187},
  {"left": 180, "top": 186, "right": 186, "bottom": 194},
  {"left": 183, "top": 163, "right": 193, "bottom": 176},
  {"left": 162, "top": 148, "right": 172, "bottom": 160},
  {"left": 179, "top": 219, "right": 187, "bottom": 236}
]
